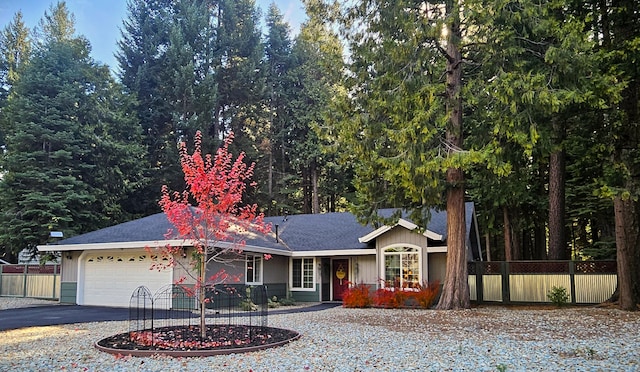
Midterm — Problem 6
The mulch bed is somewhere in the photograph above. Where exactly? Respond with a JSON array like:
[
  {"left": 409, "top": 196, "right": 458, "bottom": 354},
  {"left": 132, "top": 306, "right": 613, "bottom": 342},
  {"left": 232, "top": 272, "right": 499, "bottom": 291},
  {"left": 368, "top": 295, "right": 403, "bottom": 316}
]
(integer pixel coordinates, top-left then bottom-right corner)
[{"left": 96, "top": 325, "right": 300, "bottom": 357}]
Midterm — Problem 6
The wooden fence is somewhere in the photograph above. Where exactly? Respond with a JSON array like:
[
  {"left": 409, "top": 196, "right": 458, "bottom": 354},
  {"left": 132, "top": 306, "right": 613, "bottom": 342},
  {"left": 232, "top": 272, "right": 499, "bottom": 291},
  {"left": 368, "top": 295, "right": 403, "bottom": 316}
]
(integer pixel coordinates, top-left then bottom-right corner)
[
  {"left": 468, "top": 261, "right": 617, "bottom": 304},
  {"left": 0, "top": 264, "right": 61, "bottom": 300}
]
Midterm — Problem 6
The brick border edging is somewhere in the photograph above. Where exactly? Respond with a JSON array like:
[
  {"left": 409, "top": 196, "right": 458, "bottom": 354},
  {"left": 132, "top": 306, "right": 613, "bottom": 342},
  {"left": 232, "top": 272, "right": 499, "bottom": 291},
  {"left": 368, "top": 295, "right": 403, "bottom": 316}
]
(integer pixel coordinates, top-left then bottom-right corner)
[{"left": 94, "top": 328, "right": 301, "bottom": 358}]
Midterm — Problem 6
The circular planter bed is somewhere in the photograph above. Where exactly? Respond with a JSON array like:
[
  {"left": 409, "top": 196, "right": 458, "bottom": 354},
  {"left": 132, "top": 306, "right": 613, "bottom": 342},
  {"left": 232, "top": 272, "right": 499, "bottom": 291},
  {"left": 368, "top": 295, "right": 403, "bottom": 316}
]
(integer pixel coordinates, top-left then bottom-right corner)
[{"left": 96, "top": 324, "right": 300, "bottom": 357}]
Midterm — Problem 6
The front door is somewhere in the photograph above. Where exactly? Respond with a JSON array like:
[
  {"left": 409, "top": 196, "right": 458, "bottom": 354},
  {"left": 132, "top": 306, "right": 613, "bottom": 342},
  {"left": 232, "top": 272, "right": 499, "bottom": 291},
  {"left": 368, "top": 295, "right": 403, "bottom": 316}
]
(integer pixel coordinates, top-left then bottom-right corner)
[{"left": 332, "top": 259, "right": 349, "bottom": 301}]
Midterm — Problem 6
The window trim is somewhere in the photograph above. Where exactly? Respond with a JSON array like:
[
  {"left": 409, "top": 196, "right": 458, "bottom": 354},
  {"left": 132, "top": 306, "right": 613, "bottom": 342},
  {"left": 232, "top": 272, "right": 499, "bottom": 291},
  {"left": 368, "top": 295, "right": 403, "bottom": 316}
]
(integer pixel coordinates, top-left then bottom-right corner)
[
  {"left": 381, "top": 245, "right": 422, "bottom": 289},
  {"left": 290, "top": 257, "right": 316, "bottom": 291},
  {"left": 245, "top": 254, "right": 263, "bottom": 285}
]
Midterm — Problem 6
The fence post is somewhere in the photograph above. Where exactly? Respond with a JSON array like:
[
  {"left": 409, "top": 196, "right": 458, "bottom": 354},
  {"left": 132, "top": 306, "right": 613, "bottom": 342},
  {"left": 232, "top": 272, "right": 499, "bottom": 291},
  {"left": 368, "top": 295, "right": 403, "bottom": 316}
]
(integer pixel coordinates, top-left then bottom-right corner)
[
  {"left": 22, "top": 264, "right": 27, "bottom": 298},
  {"left": 569, "top": 261, "right": 576, "bottom": 305},
  {"left": 501, "top": 261, "right": 510, "bottom": 304},
  {"left": 52, "top": 265, "right": 58, "bottom": 299}
]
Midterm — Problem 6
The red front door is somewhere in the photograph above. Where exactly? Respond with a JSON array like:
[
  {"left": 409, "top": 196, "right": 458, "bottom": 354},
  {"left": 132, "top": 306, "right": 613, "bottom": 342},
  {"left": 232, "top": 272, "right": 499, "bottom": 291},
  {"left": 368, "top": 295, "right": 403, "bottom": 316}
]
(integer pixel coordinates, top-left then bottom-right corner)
[{"left": 332, "top": 259, "right": 349, "bottom": 301}]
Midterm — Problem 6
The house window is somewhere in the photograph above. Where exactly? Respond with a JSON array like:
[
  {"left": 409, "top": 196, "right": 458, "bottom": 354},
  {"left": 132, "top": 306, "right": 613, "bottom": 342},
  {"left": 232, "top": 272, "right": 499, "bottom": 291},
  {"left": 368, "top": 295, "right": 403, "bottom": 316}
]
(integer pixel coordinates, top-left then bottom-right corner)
[
  {"left": 384, "top": 247, "right": 420, "bottom": 289},
  {"left": 246, "top": 255, "right": 262, "bottom": 284},
  {"left": 291, "top": 258, "right": 314, "bottom": 290}
]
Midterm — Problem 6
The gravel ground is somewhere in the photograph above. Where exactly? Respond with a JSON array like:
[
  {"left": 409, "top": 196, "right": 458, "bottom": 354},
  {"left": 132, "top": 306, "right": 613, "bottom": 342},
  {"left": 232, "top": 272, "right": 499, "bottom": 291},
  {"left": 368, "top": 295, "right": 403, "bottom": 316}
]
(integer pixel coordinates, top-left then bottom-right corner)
[
  {"left": 1, "top": 298, "right": 639, "bottom": 371},
  {"left": 0, "top": 297, "right": 59, "bottom": 310}
]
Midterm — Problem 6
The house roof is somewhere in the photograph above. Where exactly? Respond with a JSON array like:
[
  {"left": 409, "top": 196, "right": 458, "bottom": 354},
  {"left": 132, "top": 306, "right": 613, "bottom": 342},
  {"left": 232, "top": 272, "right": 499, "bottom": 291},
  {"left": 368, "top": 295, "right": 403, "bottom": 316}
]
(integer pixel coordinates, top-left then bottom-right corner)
[{"left": 39, "top": 203, "right": 477, "bottom": 256}]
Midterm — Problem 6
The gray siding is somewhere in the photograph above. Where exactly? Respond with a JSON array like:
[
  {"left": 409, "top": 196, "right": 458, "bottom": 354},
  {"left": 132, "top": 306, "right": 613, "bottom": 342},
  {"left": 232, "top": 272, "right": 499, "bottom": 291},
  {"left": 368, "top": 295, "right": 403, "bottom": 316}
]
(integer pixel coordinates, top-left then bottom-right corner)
[
  {"left": 377, "top": 226, "right": 427, "bottom": 249},
  {"left": 61, "top": 252, "right": 79, "bottom": 282},
  {"left": 264, "top": 255, "right": 288, "bottom": 283},
  {"left": 428, "top": 253, "right": 447, "bottom": 283},
  {"left": 352, "top": 255, "right": 376, "bottom": 285}
]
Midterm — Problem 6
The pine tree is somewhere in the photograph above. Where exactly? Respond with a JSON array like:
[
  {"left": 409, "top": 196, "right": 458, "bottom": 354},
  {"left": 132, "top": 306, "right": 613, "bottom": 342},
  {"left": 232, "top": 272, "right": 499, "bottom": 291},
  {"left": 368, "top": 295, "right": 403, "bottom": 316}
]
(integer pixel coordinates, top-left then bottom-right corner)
[
  {"left": 117, "top": 0, "right": 177, "bottom": 214},
  {"left": 287, "top": 0, "right": 346, "bottom": 214},
  {"left": 213, "top": 0, "right": 265, "bottom": 144},
  {"left": 262, "top": 4, "right": 293, "bottom": 215},
  {"left": 0, "top": 3, "right": 147, "bottom": 257},
  {"left": 0, "top": 12, "right": 31, "bottom": 150}
]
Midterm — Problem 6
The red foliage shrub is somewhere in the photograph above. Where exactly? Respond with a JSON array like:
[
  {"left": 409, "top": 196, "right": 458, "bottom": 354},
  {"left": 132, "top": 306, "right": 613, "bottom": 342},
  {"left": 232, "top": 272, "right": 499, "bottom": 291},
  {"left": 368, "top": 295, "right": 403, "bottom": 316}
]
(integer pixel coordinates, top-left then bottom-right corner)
[
  {"left": 406, "top": 280, "right": 440, "bottom": 309},
  {"left": 342, "top": 282, "right": 372, "bottom": 308},
  {"left": 373, "top": 288, "right": 408, "bottom": 309}
]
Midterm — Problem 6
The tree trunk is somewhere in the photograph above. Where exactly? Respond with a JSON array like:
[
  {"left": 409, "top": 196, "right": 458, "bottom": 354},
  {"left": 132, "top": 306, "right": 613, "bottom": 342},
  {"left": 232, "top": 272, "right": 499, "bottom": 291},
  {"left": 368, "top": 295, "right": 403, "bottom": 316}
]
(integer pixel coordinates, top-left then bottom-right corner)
[
  {"left": 436, "top": 0, "right": 469, "bottom": 309},
  {"left": 302, "top": 167, "right": 312, "bottom": 214},
  {"left": 484, "top": 233, "right": 491, "bottom": 261},
  {"left": 548, "top": 117, "right": 567, "bottom": 260},
  {"left": 503, "top": 206, "right": 513, "bottom": 261},
  {"left": 609, "top": 0, "right": 640, "bottom": 310},
  {"left": 614, "top": 195, "right": 640, "bottom": 310},
  {"left": 437, "top": 168, "right": 469, "bottom": 309},
  {"left": 311, "top": 162, "right": 320, "bottom": 214},
  {"left": 534, "top": 223, "right": 547, "bottom": 259},
  {"left": 199, "top": 251, "right": 206, "bottom": 339},
  {"left": 268, "top": 148, "right": 273, "bottom": 215}
]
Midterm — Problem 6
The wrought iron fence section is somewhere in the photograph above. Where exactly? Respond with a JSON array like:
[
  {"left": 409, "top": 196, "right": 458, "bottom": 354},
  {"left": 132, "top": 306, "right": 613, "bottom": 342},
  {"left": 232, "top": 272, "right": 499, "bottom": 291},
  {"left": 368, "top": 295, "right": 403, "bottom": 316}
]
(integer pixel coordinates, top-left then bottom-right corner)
[{"left": 128, "top": 284, "right": 268, "bottom": 345}]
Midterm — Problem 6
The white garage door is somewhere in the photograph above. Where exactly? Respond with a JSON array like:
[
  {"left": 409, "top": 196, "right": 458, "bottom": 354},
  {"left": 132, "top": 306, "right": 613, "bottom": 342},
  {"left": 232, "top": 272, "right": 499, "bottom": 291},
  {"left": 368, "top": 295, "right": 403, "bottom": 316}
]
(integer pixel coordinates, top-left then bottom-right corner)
[{"left": 82, "top": 250, "right": 173, "bottom": 307}]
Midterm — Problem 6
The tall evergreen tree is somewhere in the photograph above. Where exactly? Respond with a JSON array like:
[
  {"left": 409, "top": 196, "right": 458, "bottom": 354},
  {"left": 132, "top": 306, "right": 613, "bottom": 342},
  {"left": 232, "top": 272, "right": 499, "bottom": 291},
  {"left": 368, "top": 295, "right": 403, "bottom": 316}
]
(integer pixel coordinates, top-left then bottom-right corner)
[
  {"left": 463, "top": 0, "right": 619, "bottom": 262},
  {"left": 594, "top": 0, "right": 640, "bottom": 310},
  {"left": 117, "top": 0, "right": 178, "bottom": 214},
  {"left": 335, "top": 0, "right": 472, "bottom": 309},
  {"left": 286, "top": 0, "right": 346, "bottom": 214},
  {"left": 0, "top": 11, "right": 31, "bottom": 152},
  {"left": 213, "top": 0, "right": 265, "bottom": 144},
  {"left": 263, "top": 4, "right": 293, "bottom": 215},
  {"left": 0, "top": 3, "right": 147, "bottom": 258},
  {"left": 165, "top": 0, "right": 217, "bottom": 147},
  {"left": 0, "top": 12, "right": 30, "bottom": 100}
]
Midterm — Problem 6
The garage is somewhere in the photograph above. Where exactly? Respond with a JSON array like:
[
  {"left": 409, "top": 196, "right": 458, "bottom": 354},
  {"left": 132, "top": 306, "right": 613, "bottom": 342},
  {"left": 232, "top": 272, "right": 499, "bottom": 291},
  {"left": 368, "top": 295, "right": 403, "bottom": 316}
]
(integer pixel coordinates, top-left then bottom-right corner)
[{"left": 80, "top": 250, "right": 173, "bottom": 307}]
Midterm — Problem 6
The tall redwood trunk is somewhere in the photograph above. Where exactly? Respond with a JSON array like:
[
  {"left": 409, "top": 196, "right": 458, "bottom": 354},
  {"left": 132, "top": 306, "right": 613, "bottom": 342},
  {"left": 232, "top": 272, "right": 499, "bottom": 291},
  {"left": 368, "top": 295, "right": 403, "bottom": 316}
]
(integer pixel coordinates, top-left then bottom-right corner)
[
  {"left": 609, "top": 0, "right": 640, "bottom": 310},
  {"left": 436, "top": 0, "right": 469, "bottom": 309},
  {"left": 614, "top": 196, "right": 640, "bottom": 310},
  {"left": 548, "top": 117, "right": 567, "bottom": 260}
]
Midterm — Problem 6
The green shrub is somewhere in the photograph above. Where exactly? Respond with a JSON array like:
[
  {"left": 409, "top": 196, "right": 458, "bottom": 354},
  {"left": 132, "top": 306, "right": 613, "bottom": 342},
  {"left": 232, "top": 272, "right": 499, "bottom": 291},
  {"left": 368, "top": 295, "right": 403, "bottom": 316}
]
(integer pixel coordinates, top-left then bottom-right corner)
[
  {"left": 239, "top": 286, "right": 258, "bottom": 311},
  {"left": 267, "top": 296, "right": 281, "bottom": 308},
  {"left": 279, "top": 296, "right": 296, "bottom": 306},
  {"left": 547, "top": 286, "right": 569, "bottom": 307}
]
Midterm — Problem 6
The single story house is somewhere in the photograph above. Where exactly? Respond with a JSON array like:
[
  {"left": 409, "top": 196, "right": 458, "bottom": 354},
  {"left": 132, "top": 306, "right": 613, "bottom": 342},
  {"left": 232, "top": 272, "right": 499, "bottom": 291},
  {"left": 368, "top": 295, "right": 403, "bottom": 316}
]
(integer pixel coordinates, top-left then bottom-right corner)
[{"left": 38, "top": 203, "right": 481, "bottom": 307}]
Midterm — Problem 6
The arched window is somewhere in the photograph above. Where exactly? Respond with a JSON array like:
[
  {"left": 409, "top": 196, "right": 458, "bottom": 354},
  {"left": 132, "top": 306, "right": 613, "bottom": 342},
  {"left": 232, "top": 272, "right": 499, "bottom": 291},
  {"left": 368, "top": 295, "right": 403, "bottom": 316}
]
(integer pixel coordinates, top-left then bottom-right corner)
[{"left": 384, "top": 247, "right": 420, "bottom": 289}]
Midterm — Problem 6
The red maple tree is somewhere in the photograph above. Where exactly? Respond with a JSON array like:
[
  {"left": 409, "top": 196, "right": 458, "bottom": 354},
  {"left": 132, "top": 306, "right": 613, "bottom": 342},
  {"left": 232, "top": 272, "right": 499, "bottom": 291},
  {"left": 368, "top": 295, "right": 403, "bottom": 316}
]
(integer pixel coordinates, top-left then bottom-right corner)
[{"left": 153, "top": 130, "right": 270, "bottom": 338}]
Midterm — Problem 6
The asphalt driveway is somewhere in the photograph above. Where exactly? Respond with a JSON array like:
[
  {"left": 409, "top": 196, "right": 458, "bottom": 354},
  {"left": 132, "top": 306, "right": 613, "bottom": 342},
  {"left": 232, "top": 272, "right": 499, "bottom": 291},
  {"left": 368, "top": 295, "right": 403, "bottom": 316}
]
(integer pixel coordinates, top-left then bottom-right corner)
[
  {"left": 0, "top": 305, "right": 129, "bottom": 331},
  {"left": 0, "top": 303, "right": 340, "bottom": 331}
]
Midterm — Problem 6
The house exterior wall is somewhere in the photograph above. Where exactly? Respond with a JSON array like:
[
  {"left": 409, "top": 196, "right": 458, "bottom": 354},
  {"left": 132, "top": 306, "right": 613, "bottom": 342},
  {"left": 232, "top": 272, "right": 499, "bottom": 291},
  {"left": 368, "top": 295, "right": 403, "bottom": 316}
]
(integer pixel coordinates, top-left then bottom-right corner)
[
  {"left": 377, "top": 227, "right": 427, "bottom": 249},
  {"left": 205, "top": 253, "right": 245, "bottom": 282},
  {"left": 60, "top": 251, "right": 79, "bottom": 304},
  {"left": 61, "top": 252, "right": 79, "bottom": 282},
  {"left": 376, "top": 226, "right": 431, "bottom": 287},
  {"left": 351, "top": 255, "right": 377, "bottom": 285},
  {"left": 172, "top": 249, "right": 196, "bottom": 285},
  {"left": 428, "top": 252, "right": 447, "bottom": 283},
  {"left": 264, "top": 255, "right": 288, "bottom": 283}
]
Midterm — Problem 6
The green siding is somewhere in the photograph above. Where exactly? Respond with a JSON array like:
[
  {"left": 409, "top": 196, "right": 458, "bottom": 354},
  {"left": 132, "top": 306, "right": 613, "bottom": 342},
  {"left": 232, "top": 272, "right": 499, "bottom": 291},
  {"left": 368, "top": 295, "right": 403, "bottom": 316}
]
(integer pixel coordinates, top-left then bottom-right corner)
[
  {"left": 290, "top": 284, "right": 320, "bottom": 302},
  {"left": 60, "top": 282, "right": 77, "bottom": 304}
]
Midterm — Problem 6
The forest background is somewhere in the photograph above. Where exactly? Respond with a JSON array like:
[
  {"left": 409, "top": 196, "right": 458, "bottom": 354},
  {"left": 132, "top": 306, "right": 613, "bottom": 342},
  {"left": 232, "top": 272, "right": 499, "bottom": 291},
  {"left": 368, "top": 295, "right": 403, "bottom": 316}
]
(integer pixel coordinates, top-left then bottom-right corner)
[{"left": 0, "top": 0, "right": 638, "bottom": 308}]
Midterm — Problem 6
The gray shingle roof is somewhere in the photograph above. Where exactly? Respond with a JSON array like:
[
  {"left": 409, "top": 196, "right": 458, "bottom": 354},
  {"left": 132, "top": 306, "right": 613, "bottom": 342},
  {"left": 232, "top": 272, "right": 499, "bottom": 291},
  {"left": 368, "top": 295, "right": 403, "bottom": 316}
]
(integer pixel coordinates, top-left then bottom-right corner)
[{"left": 54, "top": 203, "right": 476, "bottom": 254}]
